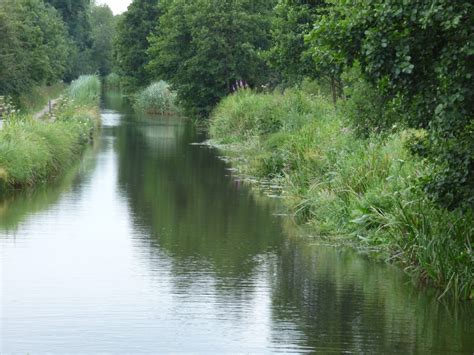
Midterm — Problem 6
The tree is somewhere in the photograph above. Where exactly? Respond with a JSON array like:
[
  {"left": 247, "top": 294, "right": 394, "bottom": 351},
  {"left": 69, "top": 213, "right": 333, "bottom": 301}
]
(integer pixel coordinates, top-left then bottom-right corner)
[
  {"left": 0, "top": 0, "right": 71, "bottom": 96},
  {"left": 45, "top": 0, "right": 94, "bottom": 80},
  {"left": 309, "top": 0, "right": 474, "bottom": 209},
  {"left": 114, "top": 0, "right": 161, "bottom": 90},
  {"left": 90, "top": 4, "right": 116, "bottom": 76},
  {"left": 147, "top": 0, "right": 276, "bottom": 116},
  {"left": 267, "top": 0, "right": 325, "bottom": 85}
]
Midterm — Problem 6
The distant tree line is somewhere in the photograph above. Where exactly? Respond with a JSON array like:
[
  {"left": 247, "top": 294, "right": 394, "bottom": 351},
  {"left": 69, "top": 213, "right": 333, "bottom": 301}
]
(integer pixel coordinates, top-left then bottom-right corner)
[{"left": 0, "top": 0, "right": 116, "bottom": 97}]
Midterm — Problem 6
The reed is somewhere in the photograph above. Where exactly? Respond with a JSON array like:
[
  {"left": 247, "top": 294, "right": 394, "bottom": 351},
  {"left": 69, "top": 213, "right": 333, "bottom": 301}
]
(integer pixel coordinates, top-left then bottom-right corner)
[
  {"left": 69, "top": 75, "right": 101, "bottom": 106},
  {"left": 133, "top": 81, "right": 177, "bottom": 115}
]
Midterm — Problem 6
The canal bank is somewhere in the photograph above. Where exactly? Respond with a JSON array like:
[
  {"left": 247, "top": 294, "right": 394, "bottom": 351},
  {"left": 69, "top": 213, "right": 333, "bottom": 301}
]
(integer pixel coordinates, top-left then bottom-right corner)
[
  {"left": 1, "top": 91, "right": 473, "bottom": 353},
  {"left": 0, "top": 76, "right": 100, "bottom": 192}
]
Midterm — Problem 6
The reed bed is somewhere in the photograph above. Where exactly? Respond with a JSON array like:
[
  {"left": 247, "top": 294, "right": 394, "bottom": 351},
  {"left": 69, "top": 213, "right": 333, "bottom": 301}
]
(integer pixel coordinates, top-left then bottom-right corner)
[{"left": 133, "top": 81, "right": 177, "bottom": 115}]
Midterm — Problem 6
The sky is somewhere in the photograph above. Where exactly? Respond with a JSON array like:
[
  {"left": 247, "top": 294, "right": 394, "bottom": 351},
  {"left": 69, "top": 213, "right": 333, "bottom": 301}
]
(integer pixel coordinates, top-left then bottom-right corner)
[{"left": 95, "top": 0, "right": 133, "bottom": 15}]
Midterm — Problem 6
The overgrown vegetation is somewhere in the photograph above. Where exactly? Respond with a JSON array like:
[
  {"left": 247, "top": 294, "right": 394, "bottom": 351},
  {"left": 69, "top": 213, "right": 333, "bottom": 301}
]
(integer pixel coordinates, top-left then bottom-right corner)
[
  {"left": 107, "top": 0, "right": 474, "bottom": 299},
  {"left": 17, "top": 83, "right": 66, "bottom": 114},
  {"left": 210, "top": 90, "right": 473, "bottom": 300},
  {"left": 114, "top": 0, "right": 161, "bottom": 92},
  {"left": 133, "top": 81, "right": 177, "bottom": 115},
  {"left": 0, "top": 75, "right": 101, "bottom": 191},
  {"left": 307, "top": 1, "right": 473, "bottom": 211}
]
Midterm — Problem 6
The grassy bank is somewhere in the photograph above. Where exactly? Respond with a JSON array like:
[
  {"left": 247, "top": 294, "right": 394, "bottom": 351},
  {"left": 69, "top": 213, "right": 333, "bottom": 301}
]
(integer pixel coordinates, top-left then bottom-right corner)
[
  {"left": 209, "top": 89, "right": 473, "bottom": 300},
  {"left": 0, "top": 75, "right": 101, "bottom": 191}
]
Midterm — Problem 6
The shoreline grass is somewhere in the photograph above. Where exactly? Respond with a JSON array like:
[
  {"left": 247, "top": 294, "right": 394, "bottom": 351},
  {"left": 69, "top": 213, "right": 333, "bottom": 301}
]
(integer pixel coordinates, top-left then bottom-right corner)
[
  {"left": 209, "top": 89, "right": 473, "bottom": 301},
  {"left": 0, "top": 75, "right": 101, "bottom": 191}
]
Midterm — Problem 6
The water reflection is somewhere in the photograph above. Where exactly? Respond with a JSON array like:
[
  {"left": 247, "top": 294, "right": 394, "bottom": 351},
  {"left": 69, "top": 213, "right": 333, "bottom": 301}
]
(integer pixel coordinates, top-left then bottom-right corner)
[
  {"left": 271, "top": 236, "right": 474, "bottom": 353},
  {"left": 0, "top": 144, "right": 98, "bottom": 232}
]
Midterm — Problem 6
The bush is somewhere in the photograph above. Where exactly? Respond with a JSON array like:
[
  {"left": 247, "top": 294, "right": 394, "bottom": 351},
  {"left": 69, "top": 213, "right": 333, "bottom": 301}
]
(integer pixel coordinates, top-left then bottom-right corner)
[
  {"left": 69, "top": 75, "right": 101, "bottom": 106},
  {"left": 133, "top": 81, "right": 177, "bottom": 115}
]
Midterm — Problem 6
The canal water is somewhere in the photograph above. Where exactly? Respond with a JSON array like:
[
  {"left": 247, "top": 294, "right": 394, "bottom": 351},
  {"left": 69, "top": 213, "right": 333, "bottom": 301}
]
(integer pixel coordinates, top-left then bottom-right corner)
[{"left": 1, "top": 91, "right": 473, "bottom": 353}]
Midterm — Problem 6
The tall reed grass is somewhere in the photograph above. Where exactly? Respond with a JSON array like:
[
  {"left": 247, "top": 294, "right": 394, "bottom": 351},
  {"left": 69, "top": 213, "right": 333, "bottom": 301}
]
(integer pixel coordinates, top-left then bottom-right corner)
[
  {"left": 69, "top": 75, "right": 101, "bottom": 105},
  {"left": 133, "top": 81, "right": 177, "bottom": 115},
  {"left": 209, "top": 90, "right": 473, "bottom": 300}
]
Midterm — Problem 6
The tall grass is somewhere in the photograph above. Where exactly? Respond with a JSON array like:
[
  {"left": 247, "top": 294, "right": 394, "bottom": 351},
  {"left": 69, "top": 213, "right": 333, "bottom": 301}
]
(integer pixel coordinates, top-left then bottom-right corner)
[
  {"left": 133, "top": 81, "right": 177, "bottom": 115},
  {"left": 209, "top": 90, "right": 473, "bottom": 300},
  {"left": 69, "top": 75, "right": 101, "bottom": 105},
  {"left": 0, "top": 75, "right": 101, "bottom": 191}
]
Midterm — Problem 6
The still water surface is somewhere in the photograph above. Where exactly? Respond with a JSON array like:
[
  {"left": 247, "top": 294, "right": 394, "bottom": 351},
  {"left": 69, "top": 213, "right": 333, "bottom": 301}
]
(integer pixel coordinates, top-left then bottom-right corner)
[{"left": 1, "top": 92, "right": 473, "bottom": 353}]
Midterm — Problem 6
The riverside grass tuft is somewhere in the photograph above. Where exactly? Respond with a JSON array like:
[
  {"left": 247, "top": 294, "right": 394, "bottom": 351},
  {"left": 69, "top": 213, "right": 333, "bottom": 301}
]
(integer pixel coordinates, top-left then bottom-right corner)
[
  {"left": 209, "top": 89, "right": 473, "bottom": 300},
  {"left": 0, "top": 75, "right": 101, "bottom": 191},
  {"left": 104, "top": 73, "right": 121, "bottom": 88},
  {"left": 133, "top": 81, "right": 177, "bottom": 115},
  {"left": 69, "top": 75, "right": 101, "bottom": 106}
]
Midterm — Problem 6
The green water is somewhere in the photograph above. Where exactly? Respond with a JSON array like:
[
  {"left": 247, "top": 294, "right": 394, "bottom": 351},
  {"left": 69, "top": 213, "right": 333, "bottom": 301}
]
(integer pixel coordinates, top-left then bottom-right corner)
[{"left": 1, "top": 91, "right": 473, "bottom": 353}]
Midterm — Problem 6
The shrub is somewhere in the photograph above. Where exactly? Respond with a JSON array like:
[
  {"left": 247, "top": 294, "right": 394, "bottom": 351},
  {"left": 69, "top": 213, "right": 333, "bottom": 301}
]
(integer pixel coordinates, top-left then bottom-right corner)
[{"left": 341, "top": 64, "right": 402, "bottom": 138}]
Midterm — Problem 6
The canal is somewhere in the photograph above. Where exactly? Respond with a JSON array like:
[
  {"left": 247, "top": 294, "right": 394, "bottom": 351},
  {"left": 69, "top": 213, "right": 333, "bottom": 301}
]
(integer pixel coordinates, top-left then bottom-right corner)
[{"left": 1, "top": 91, "right": 473, "bottom": 353}]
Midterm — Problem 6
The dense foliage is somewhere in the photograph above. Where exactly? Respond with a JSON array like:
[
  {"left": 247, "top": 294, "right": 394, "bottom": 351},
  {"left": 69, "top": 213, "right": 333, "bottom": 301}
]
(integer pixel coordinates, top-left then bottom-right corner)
[
  {"left": 147, "top": 0, "right": 276, "bottom": 116},
  {"left": 44, "top": 0, "right": 94, "bottom": 80},
  {"left": 114, "top": 0, "right": 161, "bottom": 90},
  {"left": 0, "top": 0, "right": 70, "bottom": 96},
  {"left": 307, "top": 1, "right": 473, "bottom": 210},
  {"left": 267, "top": 0, "right": 325, "bottom": 85},
  {"left": 90, "top": 5, "right": 116, "bottom": 76},
  {"left": 0, "top": 0, "right": 116, "bottom": 100}
]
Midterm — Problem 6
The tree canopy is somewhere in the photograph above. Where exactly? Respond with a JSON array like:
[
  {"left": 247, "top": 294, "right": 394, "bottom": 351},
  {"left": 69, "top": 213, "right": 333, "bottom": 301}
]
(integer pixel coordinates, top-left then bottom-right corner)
[
  {"left": 147, "top": 0, "right": 276, "bottom": 116},
  {"left": 114, "top": 0, "right": 161, "bottom": 90},
  {"left": 307, "top": 0, "right": 473, "bottom": 209},
  {"left": 267, "top": 0, "right": 325, "bottom": 84},
  {"left": 0, "top": 0, "right": 71, "bottom": 95}
]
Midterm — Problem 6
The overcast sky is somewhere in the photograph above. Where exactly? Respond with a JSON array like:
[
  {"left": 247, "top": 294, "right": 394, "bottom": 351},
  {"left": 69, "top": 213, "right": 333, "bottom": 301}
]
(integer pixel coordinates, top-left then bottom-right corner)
[{"left": 96, "top": 0, "right": 133, "bottom": 15}]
